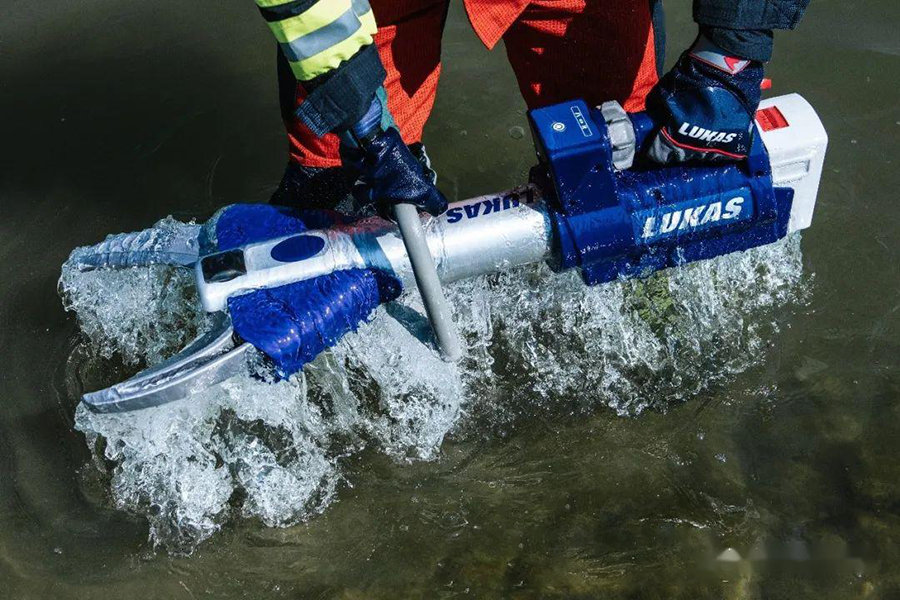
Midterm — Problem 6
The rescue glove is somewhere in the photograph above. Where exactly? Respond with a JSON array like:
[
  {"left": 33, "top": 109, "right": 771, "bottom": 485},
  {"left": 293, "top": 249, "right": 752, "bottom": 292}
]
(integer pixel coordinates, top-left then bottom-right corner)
[
  {"left": 645, "top": 35, "right": 764, "bottom": 165},
  {"left": 340, "top": 91, "right": 447, "bottom": 221}
]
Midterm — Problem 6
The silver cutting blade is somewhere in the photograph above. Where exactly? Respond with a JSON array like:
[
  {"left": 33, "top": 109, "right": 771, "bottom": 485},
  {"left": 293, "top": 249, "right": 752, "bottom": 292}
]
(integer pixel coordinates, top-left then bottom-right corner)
[
  {"left": 82, "top": 312, "right": 252, "bottom": 413},
  {"left": 69, "top": 224, "right": 202, "bottom": 271}
]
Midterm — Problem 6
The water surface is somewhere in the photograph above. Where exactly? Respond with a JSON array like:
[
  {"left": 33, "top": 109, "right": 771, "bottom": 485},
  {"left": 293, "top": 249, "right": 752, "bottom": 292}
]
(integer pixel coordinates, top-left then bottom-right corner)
[{"left": 2, "top": 1, "right": 900, "bottom": 598}]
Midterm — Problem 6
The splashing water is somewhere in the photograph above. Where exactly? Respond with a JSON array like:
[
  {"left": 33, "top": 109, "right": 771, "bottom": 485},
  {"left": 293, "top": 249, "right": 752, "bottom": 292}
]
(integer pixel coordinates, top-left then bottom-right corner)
[
  {"left": 58, "top": 217, "right": 207, "bottom": 367},
  {"left": 59, "top": 220, "right": 809, "bottom": 553}
]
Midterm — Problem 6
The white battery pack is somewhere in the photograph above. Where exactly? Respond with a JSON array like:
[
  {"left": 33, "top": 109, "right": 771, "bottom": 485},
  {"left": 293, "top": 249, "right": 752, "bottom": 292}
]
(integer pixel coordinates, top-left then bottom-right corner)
[{"left": 757, "top": 93, "right": 829, "bottom": 233}]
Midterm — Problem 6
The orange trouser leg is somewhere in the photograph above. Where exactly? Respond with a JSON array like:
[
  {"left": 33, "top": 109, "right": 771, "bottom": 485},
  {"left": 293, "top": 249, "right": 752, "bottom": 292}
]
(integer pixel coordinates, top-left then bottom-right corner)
[
  {"left": 502, "top": 0, "right": 660, "bottom": 112},
  {"left": 283, "top": 0, "right": 449, "bottom": 168}
]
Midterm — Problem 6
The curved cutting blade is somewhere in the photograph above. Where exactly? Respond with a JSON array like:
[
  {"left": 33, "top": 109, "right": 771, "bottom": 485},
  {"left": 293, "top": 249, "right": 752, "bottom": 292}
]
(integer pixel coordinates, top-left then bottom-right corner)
[{"left": 82, "top": 312, "right": 252, "bottom": 413}]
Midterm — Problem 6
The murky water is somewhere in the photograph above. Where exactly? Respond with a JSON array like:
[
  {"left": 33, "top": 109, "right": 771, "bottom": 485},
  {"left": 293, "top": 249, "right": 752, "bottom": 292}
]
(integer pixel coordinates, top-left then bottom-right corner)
[{"left": 3, "top": 1, "right": 900, "bottom": 598}]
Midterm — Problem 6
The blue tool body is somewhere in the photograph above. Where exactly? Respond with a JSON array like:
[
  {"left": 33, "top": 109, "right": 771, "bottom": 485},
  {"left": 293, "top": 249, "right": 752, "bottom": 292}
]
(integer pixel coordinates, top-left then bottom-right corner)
[{"left": 528, "top": 100, "right": 794, "bottom": 285}]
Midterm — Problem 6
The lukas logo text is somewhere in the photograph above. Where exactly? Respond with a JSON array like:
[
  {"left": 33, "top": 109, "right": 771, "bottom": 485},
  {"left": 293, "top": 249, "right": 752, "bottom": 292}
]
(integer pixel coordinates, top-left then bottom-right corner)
[
  {"left": 677, "top": 122, "right": 738, "bottom": 144},
  {"left": 445, "top": 188, "right": 535, "bottom": 224},
  {"left": 640, "top": 197, "right": 747, "bottom": 241}
]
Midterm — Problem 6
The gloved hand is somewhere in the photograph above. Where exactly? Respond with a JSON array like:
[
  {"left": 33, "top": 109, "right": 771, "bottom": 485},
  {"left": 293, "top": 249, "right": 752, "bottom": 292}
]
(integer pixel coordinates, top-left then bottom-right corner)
[
  {"left": 645, "top": 35, "right": 764, "bottom": 165},
  {"left": 340, "top": 90, "right": 447, "bottom": 220}
]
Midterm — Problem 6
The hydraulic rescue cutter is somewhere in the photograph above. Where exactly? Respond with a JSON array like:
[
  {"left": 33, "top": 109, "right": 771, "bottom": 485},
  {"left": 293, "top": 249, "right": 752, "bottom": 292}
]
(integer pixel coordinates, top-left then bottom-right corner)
[{"left": 68, "top": 93, "right": 828, "bottom": 413}]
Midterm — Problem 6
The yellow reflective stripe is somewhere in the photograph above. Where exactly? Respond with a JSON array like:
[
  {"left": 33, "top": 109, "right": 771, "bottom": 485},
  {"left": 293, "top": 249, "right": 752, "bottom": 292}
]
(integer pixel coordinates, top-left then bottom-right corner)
[
  {"left": 358, "top": 8, "right": 376, "bottom": 36},
  {"left": 280, "top": 9, "right": 360, "bottom": 61},
  {"left": 287, "top": 27, "right": 374, "bottom": 80},
  {"left": 265, "top": 0, "right": 351, "bottom": 44}
]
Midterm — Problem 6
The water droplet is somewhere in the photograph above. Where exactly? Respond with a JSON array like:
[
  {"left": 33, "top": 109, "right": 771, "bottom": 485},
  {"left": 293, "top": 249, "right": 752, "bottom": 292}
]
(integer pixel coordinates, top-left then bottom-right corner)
[{"left": 508, "top": 126, "right": 525, "bottom": 140}]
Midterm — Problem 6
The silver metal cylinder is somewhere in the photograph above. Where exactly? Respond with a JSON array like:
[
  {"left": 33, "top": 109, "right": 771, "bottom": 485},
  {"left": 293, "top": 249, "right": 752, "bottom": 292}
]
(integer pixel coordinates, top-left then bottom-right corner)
[
  {"left": 196, "top": 185, "right": 555, "bottom": 312},
  {"left": 374, "top": 184, "right": 553, "bottom": 288}
]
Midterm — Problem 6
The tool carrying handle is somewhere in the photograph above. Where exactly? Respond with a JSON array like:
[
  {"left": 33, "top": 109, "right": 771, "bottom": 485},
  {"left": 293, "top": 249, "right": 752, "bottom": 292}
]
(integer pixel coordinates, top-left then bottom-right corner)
[{"left": 393, "top": 203, "right": 463, "bottom": 362}]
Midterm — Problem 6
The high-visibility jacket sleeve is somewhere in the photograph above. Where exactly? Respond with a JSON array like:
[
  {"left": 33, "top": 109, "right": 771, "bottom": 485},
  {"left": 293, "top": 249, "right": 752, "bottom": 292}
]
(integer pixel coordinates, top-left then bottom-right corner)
[
  {"left": 256, "top": 0, "right": 377, "bottom": 81},
  {"left": 693, "top": 0, "right": 812, "bottom": 61},
  {"left": 256, "top": 0, "right": 386, "bottom": 136}
]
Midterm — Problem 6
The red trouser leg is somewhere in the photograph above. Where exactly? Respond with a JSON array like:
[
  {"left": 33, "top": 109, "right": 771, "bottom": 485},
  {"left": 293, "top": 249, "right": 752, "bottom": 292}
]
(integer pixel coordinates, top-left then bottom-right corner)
[
  {"left": 502, "top": 0, "right": 660, "bottom": 112},
  {"left": 284, "top": 0, "right": 449, "bottom": 168}
]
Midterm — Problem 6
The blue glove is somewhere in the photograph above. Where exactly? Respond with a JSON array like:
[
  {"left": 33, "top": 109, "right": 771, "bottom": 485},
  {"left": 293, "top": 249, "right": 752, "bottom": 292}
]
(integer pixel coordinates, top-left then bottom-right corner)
[
  {"left": 340, "top": 90, "right": 447, "bottom": 220},
  {"left": 645, "top": 36, "right": 764, "bottom": 164}
]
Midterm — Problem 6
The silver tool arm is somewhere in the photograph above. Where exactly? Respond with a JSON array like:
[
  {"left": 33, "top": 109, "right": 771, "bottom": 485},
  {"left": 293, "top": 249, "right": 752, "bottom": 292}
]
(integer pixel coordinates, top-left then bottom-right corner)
[
  {"left": 393, "top": 203, "right": 462, "bottom": 362},
  {"left": 69, "top": 223, "right": 201, "bottom": 271},
  {"left": 82, "top": 312, "right": 251, "bottom": 413}
]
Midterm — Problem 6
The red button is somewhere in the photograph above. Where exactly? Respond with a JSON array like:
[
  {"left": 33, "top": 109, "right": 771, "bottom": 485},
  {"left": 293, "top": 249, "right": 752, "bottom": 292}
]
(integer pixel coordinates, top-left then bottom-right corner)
[{"left": 756, "top": 106, "right": 789, "bottom": 132}]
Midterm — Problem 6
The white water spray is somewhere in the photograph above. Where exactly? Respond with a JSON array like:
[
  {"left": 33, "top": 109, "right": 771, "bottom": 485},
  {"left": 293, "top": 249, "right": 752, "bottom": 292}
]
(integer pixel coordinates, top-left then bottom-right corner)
[{"left": 60, "top": 220, "right": 808, "bottom": 552}]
